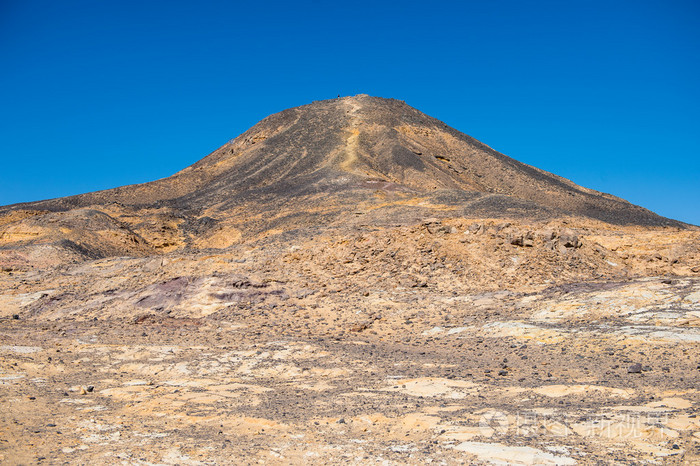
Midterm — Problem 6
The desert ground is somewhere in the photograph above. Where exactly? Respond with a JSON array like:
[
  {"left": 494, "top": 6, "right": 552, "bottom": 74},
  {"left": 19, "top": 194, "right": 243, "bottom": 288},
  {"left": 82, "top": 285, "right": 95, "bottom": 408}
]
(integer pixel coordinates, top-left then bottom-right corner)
[{"left": 2, "top": 217, "right": 699, "bottom": 465}]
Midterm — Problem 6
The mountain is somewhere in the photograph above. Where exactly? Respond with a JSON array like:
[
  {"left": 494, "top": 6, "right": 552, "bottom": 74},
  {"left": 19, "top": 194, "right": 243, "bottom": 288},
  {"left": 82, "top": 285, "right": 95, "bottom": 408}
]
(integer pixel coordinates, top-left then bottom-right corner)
[{"left": 0, "top": 95, "right": 687, "bottom": 267}]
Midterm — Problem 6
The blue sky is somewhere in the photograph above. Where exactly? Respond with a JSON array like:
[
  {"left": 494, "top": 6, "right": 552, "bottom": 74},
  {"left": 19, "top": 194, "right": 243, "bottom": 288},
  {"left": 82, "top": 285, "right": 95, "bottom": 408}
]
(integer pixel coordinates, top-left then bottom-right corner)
[{"left": 1, "top": 0, "right": 698, "bottom": 225}]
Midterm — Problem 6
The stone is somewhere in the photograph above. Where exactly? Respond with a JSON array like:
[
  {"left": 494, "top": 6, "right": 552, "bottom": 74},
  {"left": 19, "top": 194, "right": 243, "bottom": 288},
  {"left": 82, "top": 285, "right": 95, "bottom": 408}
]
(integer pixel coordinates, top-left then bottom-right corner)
[
  {"left": 468, "top": 223, "right": 483, "bottom": 235},
  {"left": 510, "top": 235, "right": 524, "bottom": 247},
  {"left": 559, "top": 230, "right": 581, "bottom": 249},
  {"left": 627, "top": 363, "right": 643, "bottom": 374},
  {"left": 425, "top": 220, "right": 451, "bottom": 235},
  {"left": 540, "top": 230, "right": 557, "bottom": 241}
]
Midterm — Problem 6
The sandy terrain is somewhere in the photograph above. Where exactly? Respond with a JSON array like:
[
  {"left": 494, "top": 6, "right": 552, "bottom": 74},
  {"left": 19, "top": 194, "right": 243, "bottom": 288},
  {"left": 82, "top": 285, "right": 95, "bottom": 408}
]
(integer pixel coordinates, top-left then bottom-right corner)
[
  {"left": 1, "top": 96, "right": 698, "bottom": 464},
  {"left": 1, "top": 217, "right": 699, "bottom": 464}
]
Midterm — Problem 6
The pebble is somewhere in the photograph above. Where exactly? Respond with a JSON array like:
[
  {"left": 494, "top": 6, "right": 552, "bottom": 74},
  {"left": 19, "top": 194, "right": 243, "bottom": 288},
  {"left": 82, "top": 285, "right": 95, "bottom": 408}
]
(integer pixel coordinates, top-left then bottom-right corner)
[{"left": 627, "top": 363, "right": 642, "bottom": 373}]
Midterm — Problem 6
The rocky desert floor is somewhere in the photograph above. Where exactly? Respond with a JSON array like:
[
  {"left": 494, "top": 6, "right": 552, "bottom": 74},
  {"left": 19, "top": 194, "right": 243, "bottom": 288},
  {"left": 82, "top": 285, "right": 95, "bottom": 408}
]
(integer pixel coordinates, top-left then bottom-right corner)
[{"left": 1, "top": 218, "right": 700, "bottom": 465}]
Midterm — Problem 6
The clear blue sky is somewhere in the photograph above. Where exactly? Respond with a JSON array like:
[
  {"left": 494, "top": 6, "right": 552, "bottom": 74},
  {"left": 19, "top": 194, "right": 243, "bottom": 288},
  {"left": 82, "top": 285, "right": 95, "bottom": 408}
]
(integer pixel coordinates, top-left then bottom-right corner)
[{"left": 2, "top": 0, "right": 698, "bottom": 225}]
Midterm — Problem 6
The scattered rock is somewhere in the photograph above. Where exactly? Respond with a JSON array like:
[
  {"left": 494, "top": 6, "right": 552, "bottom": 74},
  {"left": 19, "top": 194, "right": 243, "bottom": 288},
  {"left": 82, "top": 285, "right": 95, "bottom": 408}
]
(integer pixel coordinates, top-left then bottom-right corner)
[
  {"left": 627, "top": 363, "right": 643, "bottom": 374},
  {"left": 559, "top": 230, "right": 581, "bottom": 249},
  {"left": 349, "top": 322, "right": 369, "bottom": 333},
  {"left": 468, "top": 223, "right": 484, "bottom": 235},
  {"left": 424, "top": 219, "right": 451, "bottom": 235},
  {"left": 509, "top": 231, "right": 534, "bottom": 247},
  {"left": 509, "top": 235, "right": 524, "bottom": 247},
  {"left": 295, "top": 289, "right": 316, "bottom": 299},
  {"left": 540, "top": 230, "right": 556, "bottom": 241}
]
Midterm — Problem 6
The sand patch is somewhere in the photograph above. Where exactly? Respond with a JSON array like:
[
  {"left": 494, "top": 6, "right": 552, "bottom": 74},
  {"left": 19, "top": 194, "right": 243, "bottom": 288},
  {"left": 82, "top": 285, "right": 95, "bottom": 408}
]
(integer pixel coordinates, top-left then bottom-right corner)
[
  {"left": 532, "top": 384, "right": 633, "bottom": 398},
  {"left": 453, "top": 441, "right": 577, "bottom": 465}
]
